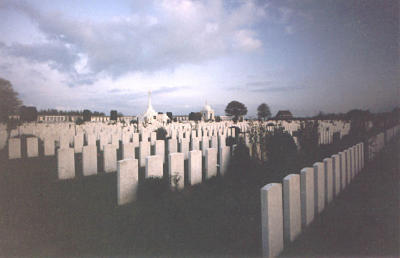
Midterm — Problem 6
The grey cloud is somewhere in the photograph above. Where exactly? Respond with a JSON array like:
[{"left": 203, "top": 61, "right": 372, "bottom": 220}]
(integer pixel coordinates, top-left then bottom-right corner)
[{"left": 1, "top": 0, "right": 267, "bottom": 82}]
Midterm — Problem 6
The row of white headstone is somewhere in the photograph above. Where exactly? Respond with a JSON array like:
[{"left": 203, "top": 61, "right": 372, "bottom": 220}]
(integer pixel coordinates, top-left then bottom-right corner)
[
  {"left": 261, "top": 142, "right": 365, "bottom": 258},
  {"left": 116, "top": 145, "right": 231, "bottom": 205}
]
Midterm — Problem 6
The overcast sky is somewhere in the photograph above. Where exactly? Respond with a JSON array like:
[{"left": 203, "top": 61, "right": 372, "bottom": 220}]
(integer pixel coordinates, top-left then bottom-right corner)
[{"left": 0, "top": 0, "right": 398, "bottom": 117}]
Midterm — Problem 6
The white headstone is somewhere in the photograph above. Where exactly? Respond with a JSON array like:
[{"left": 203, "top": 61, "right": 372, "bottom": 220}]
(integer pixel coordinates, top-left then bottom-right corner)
[
  {"left": 26, "top": 137, "right": 39, "bottom": 158},
  {"left": 117, "top": 159, "right": 138, "bottom": 205},
  {"left": 103, "top": 144, "right": 117, "bottom": 173},
  {"left": 205, "top": 148, "right": 217, "bottom": 178},
  {"left": 323, "top": 158, "right": 333, "bottom": 204},
  {"left": 57, "top": 148, "right": 75, "bottom": 180},
  {"left": 201, "top": 136, "right": 209, "bottom": 156},
  {"left": 155, "top": 140, "right": 165, "bottom": 163},
  {"left": 313, "top": 162, "right": 325, "bottom": 215},
  {"left": 8, "top": 138, "right": 21, "bottom": 159},
  {"left": 191, "top": 138, "right": 200, "bottom": 151},
  {"left": 168, "top": 153, "right": 185, "bottom": 189},
  {"left": 82, "top": 145, "right": 97, "bottom": 176},
  {"left": 139, "top": 141, "right": 150, "bottom": 167},
  {"left": 122, "top": 142, "right": 135, "bottom": 160},
  {"left": 44, "top": 137, "right": 55, "bottom": 156},
  {"left": 168, "top": 138, "right": 178, "bottom": 154},
  {"left": 261, "top": 183, "right": 284, "bottom": 258},
  {"left": 188, "top": 150, "right": 202, "bottom": 185},
  {"left": 331, "top": 154, "right": 341, "bottom": 196},
  {"left": 339, "top": 152, "right": 347, "bottom": 190},
  {"left": 179, "top": 139, "right": 189, "bottom": 160},
  {"left": 74, "top": 134, "right": 84, "bottom": 153},
  {"left": 300, "top": 167, "right": 314, "bottom": 227},
  {"left": 283, "top": 174, "right": 301, "bottom": 244},
  {"left": 219, "top": 146, "right": 231, "bottom": 176},
  {"left": 145, "top": 155, "right": 163, "bottom": 178}
]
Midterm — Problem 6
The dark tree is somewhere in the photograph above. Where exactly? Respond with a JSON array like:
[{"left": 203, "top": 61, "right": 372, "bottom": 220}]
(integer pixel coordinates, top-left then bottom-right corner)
[
  {"left": 20, "top": 106, "right": 37, "bottom": 122},
  {"left": 83, "top": 109, "right": 92, "bottom": 121},
  {"left": 156, "top": 127, "right": 168, "bottom": 140},
  {"left": 0, "top": 78, "right": 22, "bottom": 122},
  {"left": 110, "top": 110, "right": 117, "bottom": 121},
  {"left": 225, "top": 101, "right": 247, "bottom": 122},
  {"left": 215, "top": 116, "right": 221, "bottom": 122},
  {"left": 166, "top": 112, "right": 173, "bottom": 121},
  {"left": 188, "top": 112, "right": 202, "bottom": 121},
  {"left": 257, "top": 103, "right": 271, "bottom": 121}
]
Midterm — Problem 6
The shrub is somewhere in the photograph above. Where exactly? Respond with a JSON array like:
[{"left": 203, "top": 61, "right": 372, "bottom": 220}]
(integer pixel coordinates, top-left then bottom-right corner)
[{"left": 156, "top": 127, "right": 168, "bottom": 140}]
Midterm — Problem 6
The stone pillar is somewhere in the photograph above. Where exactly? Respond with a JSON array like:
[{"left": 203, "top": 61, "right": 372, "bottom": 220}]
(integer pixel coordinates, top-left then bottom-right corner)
[
  {"left": 103, "top": 144, "right": 117, "bottom": 173},
  {"left": 205, "top": 148, "right": 217, "bottom": 179},
  {"left": 145, "top": 155, "right": 163, "bottom": 178},
  {"left": 323, "top": 158, "right": 333, "bottom": 204},
  {"left": 283, "top": 174, "right": 301, "bottom": 244},
  {"left": 139, "top": 141, "right": 150, "bottom": 167},
  {"left": 313, "top": 162, "right": 325, "bottom": 215},
  {"left": 168, "top": 153, "right": 185, "bottom": 189},
  {"left": 300, "top": 167, "right": 314, "bottom": 227},
  {"left": 26, "top": 137, "right": 39, "bottom": 158},
  {"left": 8, "top": 138, "right": 21, "bottom": 159},
  {"left": 331, "top": 154, "right": 340, "bottom": 196},
  {"left": 261, "top": 183, "right": 284, "bottom": 258},
  {"left": 219, "top": 146, "right": 231, "bottom": 176},
  {"left": 57, "top": 147, "right": 75, "bottom": 179},
  {"left": 82, "top": 145, "right": 97, "bottom": 176},
  {"left": 188, "top": 150, "right": 202, "bottom": 185},
  {"left": 117, "top": 159, "right": 138, "bottom": 205}
]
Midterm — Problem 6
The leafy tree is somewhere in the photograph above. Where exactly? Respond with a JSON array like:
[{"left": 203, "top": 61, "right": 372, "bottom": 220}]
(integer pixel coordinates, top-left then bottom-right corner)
[
  {"left": 75, "top": 117, "right": 84, "bottom": 125},
  {"left": 257, "top": 103, "right": 271, "bottom": 121},
  {"left": 0, "top": 78, "right": 22, "bottom": 122},
  {"left": 83, "top": 109, "right": 92, "bottom": 121},
  {"left": 225, "top": 101, "right": 247, "bottom": 122},
  {"left": 166, "top": 112, "right": 173, "bottom": 120},
  {"left": 188, "top": 112, "right": 202, "bottom": 121},
  {"left": 110, "top": 110, "right": 117, "bottom": 121},
  {"left": 156, "top": 127, "right": 168, "bottom": 140},
  {"left": 20, "top": 106, "right": 37, "bottom": 122},
  {"left": 215, "top": 116, "right": 221, "bottom": 122}
]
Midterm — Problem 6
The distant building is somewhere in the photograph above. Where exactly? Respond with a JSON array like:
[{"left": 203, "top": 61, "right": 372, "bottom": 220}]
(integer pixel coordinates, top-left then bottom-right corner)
[
  {"left": 91, "top": 116, "right": 110, "bottom": 122},
  {"left": 201, "top": 101, "right": 215, "bottom": 121},
  {"left": 174, "top": 115, "right": 189, "bottom": 122},
  {"left": 219, "top": 115, "right": 232, "bottom": 121},
  {"left": 275, "top": 110, "right": 293, "bottom": 120},
  {"left": 38, "top": 115, "right": 69, "bottom": 122},
  {"left": 141, "top": 91, "right": 170, "bottom": 124},
  {"left": 8, "top": 115, "right": 20, "bottom": 121}
]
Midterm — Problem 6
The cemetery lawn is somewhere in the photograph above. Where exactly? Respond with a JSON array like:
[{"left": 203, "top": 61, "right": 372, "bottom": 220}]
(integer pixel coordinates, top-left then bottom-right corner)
[{"left": 1, "top": 136, "right": 396, "bottom": 257}]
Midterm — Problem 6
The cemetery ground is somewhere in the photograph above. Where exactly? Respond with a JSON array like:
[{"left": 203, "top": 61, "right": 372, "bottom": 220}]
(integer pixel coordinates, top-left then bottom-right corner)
[
  {"left": 0, "top": 134, "right": 397, "bottom": 257},
  {"left": 279, "top": 137, "right": 399, "bottom": 257}
]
